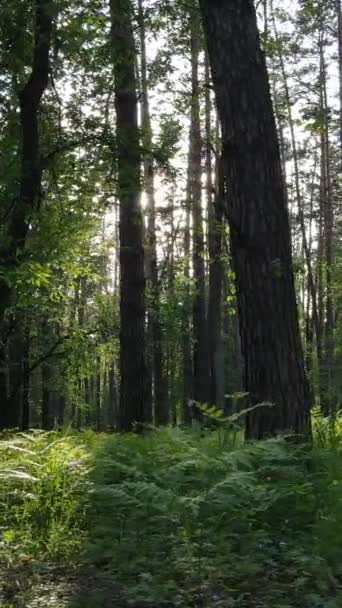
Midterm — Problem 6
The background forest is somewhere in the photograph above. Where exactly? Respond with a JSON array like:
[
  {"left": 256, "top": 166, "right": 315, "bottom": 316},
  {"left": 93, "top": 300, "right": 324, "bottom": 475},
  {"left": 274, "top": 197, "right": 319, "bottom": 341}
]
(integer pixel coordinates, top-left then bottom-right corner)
[
  {"left": 0, "top": 0, "right": 341, "bottom": 432},
  {"left": 0, "top": 0, "right": 342, "bottom": 606}
]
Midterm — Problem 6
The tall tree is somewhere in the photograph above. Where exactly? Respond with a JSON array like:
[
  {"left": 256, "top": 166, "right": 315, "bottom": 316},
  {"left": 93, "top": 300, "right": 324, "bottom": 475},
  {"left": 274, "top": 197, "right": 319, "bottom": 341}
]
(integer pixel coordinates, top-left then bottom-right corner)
[
  {"left": 0, "top": 0, "right": 54, "bottom": 430},
  {"left": 138, "top": 0, "right": 168, "bottom": 425},
  {"left": 199, "top": 0, "right": 311, "bottom": 438},
  {"left": 206, "top": 66, "right": 225, "bottom": 408},
  {"left": 269, "top": 0, "right": 323, "bottom": 382},
  {"left": 110, "top": 0, "right": 150, "bottom": 431},
  {"left": 190, "top": 8, "right": 210, "bottom": 410},
  {"left": 318, "top": 30, "right": 335, "bottom": 412},
  {"left": 337, "top": 0, "right": 342, "bottom": 158}
]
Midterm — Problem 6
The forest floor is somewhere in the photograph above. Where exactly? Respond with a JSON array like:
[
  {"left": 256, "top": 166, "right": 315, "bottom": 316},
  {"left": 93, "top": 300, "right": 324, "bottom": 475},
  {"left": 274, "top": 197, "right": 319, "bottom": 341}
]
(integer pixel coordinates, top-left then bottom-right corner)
[{"left": 1, "top": 423, "right": 342, "bottom": 607}]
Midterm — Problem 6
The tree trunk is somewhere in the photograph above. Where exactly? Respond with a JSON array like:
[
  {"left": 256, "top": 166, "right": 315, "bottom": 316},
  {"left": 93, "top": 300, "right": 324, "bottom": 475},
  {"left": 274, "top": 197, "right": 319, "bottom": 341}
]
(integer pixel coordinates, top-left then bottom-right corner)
[
  {"left": 337, "top": 0, "right": 342, "bottom": 159},
  {"left": 108, "top": 363, "right": 118, "bottom": 428},
  {"left": 199, "top": 0, "right": 311, "bottom": 439},
  {"left": 319, "top": 35, "right": 335, "bottom": 413},
  {"left": 110, "top": 0, "right": 150, "bottom": 432},
  {"left": 21, "top": 324, "right": 30, "bottom": 431},
  {"left": 190, "top": 9, "right": 210, "bottom": 411},
  {"left": 138, "top": 0, "right": 168, "bottom": 425},
  {"left": 270, "top": 0, "right": 322, "bottom": 376},
  {"left": 206, "top": 62, "right": 225, "bottom": 408},
  {"left": 182, "top": 147, "right": 193, "bottom": 424},
  {"left": 0, "top": 0, "right": 54, "bottom": 430},
  {"left": 208, "top": 155, "right": 225, "bottom": 405},
  {"left": 208, "top": 153, "right": 225, "bottom": 408},
  {"left": 42, "top": 362, "right": 54, "bottom": 430},
  {"left": 95, "top": 356, "right": 102, "bottom": 431}
]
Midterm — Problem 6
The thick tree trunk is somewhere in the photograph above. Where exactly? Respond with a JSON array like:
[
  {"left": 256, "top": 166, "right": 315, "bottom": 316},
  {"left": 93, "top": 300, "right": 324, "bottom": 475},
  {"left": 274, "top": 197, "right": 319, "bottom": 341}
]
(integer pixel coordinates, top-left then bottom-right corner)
[
  {"left": 0, "top": 0, "right": 53, "bottom": 430},
  {"left": 110, "top": 0, "right": 150, "bottom": 432},
  {"left": 138, "top": 0, "right": 168, "bottom": 425},
  {"left": 199, "top": 0, "right": 311, "bottom": 439},
  {"left": 190, "top": 10, "right": 210, "bottom": 411}
]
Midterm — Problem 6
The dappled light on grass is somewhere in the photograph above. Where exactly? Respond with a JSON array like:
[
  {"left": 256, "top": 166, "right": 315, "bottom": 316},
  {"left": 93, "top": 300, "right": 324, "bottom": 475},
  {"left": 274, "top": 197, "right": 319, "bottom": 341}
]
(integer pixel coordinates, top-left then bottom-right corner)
[
  {"left": 2, "top": 426, "right": 342, "bottom": 606},
  {"left": 0, "top": 430, "right": 103, "bottom": 607}
]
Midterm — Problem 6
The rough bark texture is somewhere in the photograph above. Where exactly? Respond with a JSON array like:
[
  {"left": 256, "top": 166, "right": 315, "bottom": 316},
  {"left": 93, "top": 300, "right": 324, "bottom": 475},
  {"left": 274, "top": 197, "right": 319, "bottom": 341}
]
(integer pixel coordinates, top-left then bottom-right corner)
[
  {"left": 110, "top": 0, "right": 150, "bottom": 432},
  {"left": 199, "top": 0, "right": 311, "bottom": 438},
  {"left": 0, "top": 0, "right": 53, "bottom": 430}
]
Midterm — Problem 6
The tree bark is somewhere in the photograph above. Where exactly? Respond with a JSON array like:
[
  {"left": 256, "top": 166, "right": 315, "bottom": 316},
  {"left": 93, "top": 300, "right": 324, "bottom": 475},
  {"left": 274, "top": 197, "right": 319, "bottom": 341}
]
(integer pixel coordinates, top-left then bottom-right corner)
[
  {"left": 199, "top": 0, "right": 311, "bottom": 439},
  {"left": 110, "top": 0, "right": 150, "bottom": 432}
]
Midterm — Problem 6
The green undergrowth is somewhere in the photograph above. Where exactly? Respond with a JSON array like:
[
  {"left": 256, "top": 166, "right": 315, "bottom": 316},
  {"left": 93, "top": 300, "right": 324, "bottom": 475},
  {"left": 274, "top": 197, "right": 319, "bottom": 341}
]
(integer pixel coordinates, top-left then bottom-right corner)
[
  {"left": 1, "top": 421, "right": 342, "bottom": 606},
  {"left": 0, "top": 430, "right": 102, "bottom": 607}
]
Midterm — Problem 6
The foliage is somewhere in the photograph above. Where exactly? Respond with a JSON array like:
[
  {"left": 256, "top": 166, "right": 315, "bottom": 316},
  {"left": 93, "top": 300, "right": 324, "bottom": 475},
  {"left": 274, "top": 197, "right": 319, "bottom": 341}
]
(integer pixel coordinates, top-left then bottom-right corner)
[
  {"left": 0, "top": 430, "right": 99, "bottom": 606},
  {"left": 3, "top": 427, "right": 342, "bottom": 607}
]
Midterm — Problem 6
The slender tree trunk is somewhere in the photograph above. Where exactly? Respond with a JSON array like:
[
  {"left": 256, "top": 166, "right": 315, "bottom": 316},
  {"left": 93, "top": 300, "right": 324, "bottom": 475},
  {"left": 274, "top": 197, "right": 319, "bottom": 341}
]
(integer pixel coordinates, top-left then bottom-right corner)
[
  {"left": 95, "top": 355, "right": 101, "bottom": 431},
  {"left": 319, "top": 35, "right": 335, "bottom": 413},
  {"left": 190, "top": 9, "right": 210, "bottom": 411},
  {"left": 41, "top": 320, "right": 55, "bottom": 430},
  {"left": 182, "top": 149, "right": 193, "bottom": 424},
  {"left": 208, "top": 154, "right": 225, "bottom": 408},
  {"left": 206, "top": 67, "right": 225, "bottom": 407},
  {"left": 110, "top": 0, "right": 150, "bottom": 432},
  {"left": 337, "top": 0, "right": 342, "bottom": 159},
  {"left": 199, "top": 0, "right": 311, "bottom": 439},
  {"left": 108, "top": 363, "right": 118, "bottom": 428},
  {"left": 169, "top": 205, "right": 179, "bottom": 426},
  {"left": 0, "top": 0, "right": 54, "bottom": 430},
  {"left": 304, "top": 156, "right": 318, "bottom": 376},
  {"left": 22, "top": 323, "right": 30, "bottom": 431},
  {"left": 138, "top": 0, "right": 168, "bottom": 425},
  {"left": 270, "top": 1, "right": 322, "bottom": 373}
]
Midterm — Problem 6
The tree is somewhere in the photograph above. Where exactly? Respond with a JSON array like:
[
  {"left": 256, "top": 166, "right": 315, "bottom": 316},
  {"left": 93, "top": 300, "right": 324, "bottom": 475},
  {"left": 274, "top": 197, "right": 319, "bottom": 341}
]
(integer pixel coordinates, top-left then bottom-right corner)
[
  {"left": 189, "top": 7, "right": 210, "bottom": 411},
  {"left": 0, "top": 0, "right": 54, "bottom": 430},
  {"left": 206, "top": 57, "right": 225, "bottom": 408},
  {"left": 138, "top": 0, "right": 168, "bottom": 425},
  {"left": 109, "top": 0, "right": 150, "bottom": 432},
  {"left": 199, "top": 0, "right": 311, "bottom": 438}
]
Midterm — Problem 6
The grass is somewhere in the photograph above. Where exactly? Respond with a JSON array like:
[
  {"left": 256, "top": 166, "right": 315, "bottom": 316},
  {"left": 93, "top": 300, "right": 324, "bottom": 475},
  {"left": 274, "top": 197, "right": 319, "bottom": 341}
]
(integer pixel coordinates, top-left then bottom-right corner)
[
  {"left": 0, "top": 430, "right": 100, "bottom": 607},
  {"left": 1, "top": 420, "right": 342, "bottom": 607}
]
